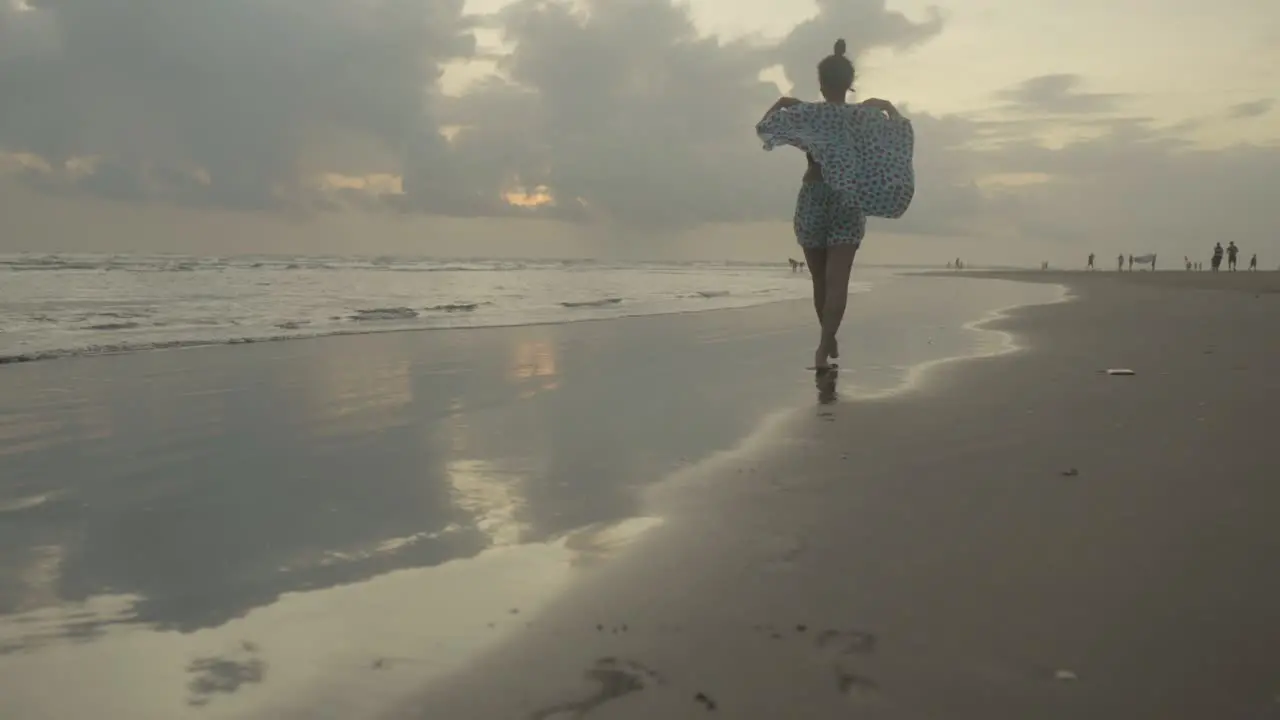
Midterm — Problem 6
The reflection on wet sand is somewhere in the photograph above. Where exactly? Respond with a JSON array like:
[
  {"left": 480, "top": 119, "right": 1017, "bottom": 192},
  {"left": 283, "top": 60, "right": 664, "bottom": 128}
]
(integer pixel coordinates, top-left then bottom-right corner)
[
  {"left": 0, "top": 515, "right": 661, "bottom": 720},
  {"left": 1, "top": 296, "right": 887, "bottom": 718},
  {"left": 0, "top": 544, "right": 65, "bottom": 617},
  {"left": 816, "top": 367, "right": 839, "bottom": 405},
  {"left": 288, "top": 337, "right": 415, "bottom": 437},
  {"left": 508, "top": 337, "right": 559, "bottom": 399},
  {"left": 0, "top": 413, "right": 68, "bottom": 458},
  {"left": 0, "top": 365, "right": 115, "bottom": 459},
  {"left": 186, "top": 645, "right": 268, "bottom": 708},
  {"left": 563, "top": 517, "right": 665, "bottom": 568},
  {"left": 447, "top": 459, "right": 530, "bottom": 547}
]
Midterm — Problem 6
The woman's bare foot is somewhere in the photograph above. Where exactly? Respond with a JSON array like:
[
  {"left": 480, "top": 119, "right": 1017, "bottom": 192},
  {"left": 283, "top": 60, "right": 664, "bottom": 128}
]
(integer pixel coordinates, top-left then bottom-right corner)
[
  {"left": 814, "top": 335, "right": 836, "bottom": 369},
  {"left": 814, "top": 345, "right": 830, "bottom": 370}
]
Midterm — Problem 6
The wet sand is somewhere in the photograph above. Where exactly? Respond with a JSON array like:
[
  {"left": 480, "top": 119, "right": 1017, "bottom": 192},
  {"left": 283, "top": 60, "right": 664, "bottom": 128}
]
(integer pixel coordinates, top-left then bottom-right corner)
[
  {"left": 391, "top": 270, "right": 1280, "bottom": 719},
  {"left": 939, "top": 267, "right": 1280, "bottom": 293},
  {"left": 0, "top": 275, "right": 1062, "bottom": 719}
]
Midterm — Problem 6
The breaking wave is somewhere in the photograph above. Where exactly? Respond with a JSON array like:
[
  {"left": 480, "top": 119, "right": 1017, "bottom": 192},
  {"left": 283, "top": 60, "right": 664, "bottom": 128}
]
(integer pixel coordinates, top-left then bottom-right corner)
[{"left": 1, "top": 254, "right": 836, "bottom": 365}]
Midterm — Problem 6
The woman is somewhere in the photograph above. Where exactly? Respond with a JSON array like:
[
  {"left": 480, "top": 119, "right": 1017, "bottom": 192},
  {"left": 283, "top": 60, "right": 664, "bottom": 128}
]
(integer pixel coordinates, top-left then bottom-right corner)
[{"left": 756, "top": 40, "right": 903, "bottom": 370}]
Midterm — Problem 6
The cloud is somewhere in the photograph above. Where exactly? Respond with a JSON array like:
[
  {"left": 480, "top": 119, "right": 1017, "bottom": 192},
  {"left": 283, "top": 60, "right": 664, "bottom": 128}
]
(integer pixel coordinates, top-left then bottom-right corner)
[
  {"left": 1, "top": 0, "right": 476, "bottom": 210},
  {"left": 967, "top": 117, "right": 1280, "bottom": 252},
  {"left": 1227, "top": 98, "right": 1274, "bottom": 119},
  {"left": 773, "top": 0, "right": 944, "bottom": 94},
  {"left": 1, "top": 0, "right": 1278, "bottom": 262},
  {"left": 0, "top": 0, "right": 951, "bottom": 229},
  {"left": 415, "top": 0, "right": 947, "bottom": 231},
  {"left": 995, "top": 74, "right": 1129, "bottom": 115}
]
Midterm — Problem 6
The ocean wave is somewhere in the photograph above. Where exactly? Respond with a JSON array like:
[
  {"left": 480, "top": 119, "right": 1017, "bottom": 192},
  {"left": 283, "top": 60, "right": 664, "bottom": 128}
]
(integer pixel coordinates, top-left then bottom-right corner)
[
  {"left": 425, "top": 303, "right": 480, "bottom": 313},
  {"left": 0, "top": 299, "right": 807, "bottom": 366},
  {"left": 560, "top": 297, "right": 623, "bottom": 308},
  {"left": 0, "top": 256, "right": 820, "bottom": 365},
  {"left": 3, "top": 260, "right": 102, "bottom": 272},
  {"left": 350, "top": 307, "right": 419, "bottom": 322},
  {"left": 84, "top": 322, "right": 141, "bottom": 331},
  {"left": 0, "top": 255, "right": 541, "bottom": 274}
]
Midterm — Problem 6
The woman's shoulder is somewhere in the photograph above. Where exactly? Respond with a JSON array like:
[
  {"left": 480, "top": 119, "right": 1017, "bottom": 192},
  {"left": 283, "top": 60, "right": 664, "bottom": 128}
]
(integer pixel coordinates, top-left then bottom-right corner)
[{"left": 850, "top": 102, "right": 891, "bottom": 119}]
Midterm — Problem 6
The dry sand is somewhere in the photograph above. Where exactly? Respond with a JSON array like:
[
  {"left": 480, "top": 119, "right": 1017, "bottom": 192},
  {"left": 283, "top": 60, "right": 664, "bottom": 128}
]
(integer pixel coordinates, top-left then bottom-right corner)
[{"left": 396, "top": 270, "right": 1280, "bottom": 719}]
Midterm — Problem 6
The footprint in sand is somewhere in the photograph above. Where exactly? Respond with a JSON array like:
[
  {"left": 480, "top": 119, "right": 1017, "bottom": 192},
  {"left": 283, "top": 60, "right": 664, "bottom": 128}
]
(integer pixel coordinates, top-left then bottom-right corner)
[
  {"left": 834, "top": 668, "right": 881, "bottom": 700},
  {"left": 527, "top": 657, "right": 665, "bottom": 719},
  {"left": 751, "top": 624, "right": 884, "bottom": 702},
  {"left": 814, "top": 629, "right": 885, "bottom": 702},
  {"left": 815, "top": 628, "right": 879, "bottom": 656},
  {"left": 758, "top": 534, "right": 808, "bottom": 572}
]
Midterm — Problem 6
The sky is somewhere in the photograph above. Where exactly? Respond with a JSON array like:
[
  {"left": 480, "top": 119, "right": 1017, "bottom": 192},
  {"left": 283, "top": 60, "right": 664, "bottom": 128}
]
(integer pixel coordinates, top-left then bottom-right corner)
[{"left": 1, "top": 0, "right": 1277, "bottom": 264}]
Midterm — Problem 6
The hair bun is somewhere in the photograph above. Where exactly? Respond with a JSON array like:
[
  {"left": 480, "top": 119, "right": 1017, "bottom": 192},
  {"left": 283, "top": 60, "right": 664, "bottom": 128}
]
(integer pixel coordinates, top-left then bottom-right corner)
[{"left": 833, "top": 39, "right": 847, "bottom": 57}]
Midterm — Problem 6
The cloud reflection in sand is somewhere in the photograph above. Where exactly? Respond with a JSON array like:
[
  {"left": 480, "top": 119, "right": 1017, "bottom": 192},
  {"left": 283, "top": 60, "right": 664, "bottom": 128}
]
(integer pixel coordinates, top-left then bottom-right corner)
[
  {"left": 288, "top": 338, "right": 415, "bottom": 437},
  {"left": 508, "top": 337, "right": 559, "bottom": 398},
  {"left": 0, "top": 514, "right": 662, "bottom": 720},
  {"left": 448, "top": 458, "right": 529, "bottom": 547}
]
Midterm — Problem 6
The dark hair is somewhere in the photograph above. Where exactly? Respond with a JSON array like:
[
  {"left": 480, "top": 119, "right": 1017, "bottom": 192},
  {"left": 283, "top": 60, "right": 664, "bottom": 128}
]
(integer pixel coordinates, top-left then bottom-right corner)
[{"left": 818, "top": 39, "right": 854, "bottom": 94}]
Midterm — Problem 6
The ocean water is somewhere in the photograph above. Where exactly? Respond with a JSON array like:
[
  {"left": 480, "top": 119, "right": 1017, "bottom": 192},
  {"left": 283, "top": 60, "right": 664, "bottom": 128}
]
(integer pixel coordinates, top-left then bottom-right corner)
[{"left": 0, "top": 253, "right": 854, "bottom": 362}]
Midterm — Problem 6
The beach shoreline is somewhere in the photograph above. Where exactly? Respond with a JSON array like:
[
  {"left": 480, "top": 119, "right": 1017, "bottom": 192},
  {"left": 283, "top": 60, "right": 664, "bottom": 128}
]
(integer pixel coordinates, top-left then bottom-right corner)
[
  {"left": 0, "top": 274, "right": 1064, "bottom": 720},
  {"left": 4, "top": 270, "right": 1276, "bottom": 718},
  {"left": 388, "top": 269, "right": 1280, "bottom": 719}
]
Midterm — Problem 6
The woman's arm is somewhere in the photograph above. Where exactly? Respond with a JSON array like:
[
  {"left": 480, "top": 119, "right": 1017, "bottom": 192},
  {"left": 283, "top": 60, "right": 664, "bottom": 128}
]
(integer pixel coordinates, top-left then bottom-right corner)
[
  {"left": 756, "top": 97, "right": 813, "bottom": 150},
  {"left": 860, "top": 97, "right": 902, "bottom": 119},
  {"left": 760, "top": 96, "right": 803, "bottom": 122}
]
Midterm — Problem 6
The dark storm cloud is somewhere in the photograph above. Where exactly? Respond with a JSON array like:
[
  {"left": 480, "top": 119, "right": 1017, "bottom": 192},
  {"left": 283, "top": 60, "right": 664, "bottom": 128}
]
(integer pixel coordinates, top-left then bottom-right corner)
[
  {"left": 774, "top": 0, "right": 944, "bottom": 95},
  {"left": 1, "top": 0, "right": 476, "bottom": 209},
  {"left": 996, "top": 73, "right": 1129, "bottom": 115},
  {"left": 973, "top": 116, "right": 1280, "bottom": 249},
  {"left": 1, "top": 0, "right": 1277, "bottom": 260},
  {"left": 1227, "top": 98, "right": 1273, "bottom": 119},
  {"left": 0, "top": 0, "right": 952, "bottom": 226},
  {"left": 417, "top": 0, "right": 946, "bottom": 229}
]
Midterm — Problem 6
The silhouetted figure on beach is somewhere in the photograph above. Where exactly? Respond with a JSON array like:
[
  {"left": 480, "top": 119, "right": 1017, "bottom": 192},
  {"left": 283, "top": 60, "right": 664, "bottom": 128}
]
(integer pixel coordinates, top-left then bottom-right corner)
[
  {"left": 1117, "top": 254, "right": 1124, "bottom": 271},
  {"left": 1227, "top": 242, "right": 1239, "bottom": 270},
  {"left": 1087, "top": 253, "right": 1095, "bottom": 270},
  {"left": 1249, "top": 253, "right": 1258, "bottom": 271},
  {"left": 788, "top": 258, "right": 805, "bottom": 273},
  {"left": 1185, "top": 256, "right": 1192, "bottom": 271},
  {"left": 1211, "top": 242, "right": 1223, "bottom": 271},
  {"left": 756, "top": 39, "right": 903, "bottom": 370},
  {"left": 1128, "top": 254, "right": 1134, "bottom": 271}
]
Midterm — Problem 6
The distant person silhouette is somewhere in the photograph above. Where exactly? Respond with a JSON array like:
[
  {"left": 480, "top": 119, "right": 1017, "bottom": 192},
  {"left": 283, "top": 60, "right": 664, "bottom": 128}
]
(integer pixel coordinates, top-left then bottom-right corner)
[
  {"left": 1211, "top": 242, "right": 1224, "bottom": 271},
  {"left": 1249, "top": 253, "right": 1258, "bottom": 271},
  {"left": 1087, "top": 253, "right": 1095, "bottom": 270},
  {"left": 1117, "top": 253, "right": 1124, "bottom": 271},
  {"left": 1227, "top": 242, "right": 1239, "bottom": 270},
  {"left": 1128, "top": 254, "right": 1134, "bottom": 271}
]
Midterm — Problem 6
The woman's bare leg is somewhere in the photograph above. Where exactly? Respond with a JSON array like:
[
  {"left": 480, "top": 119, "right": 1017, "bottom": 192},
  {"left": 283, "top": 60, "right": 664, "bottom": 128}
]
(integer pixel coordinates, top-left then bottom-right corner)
[
  {"left": 802, "top": 247, "right": 828, "bottom": 325},
  {"left": 816, "top": 244, "right": 857, "bottom": 367},
  {"left": 802, "top": 247, "right": 839, "bottom": 366}
]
